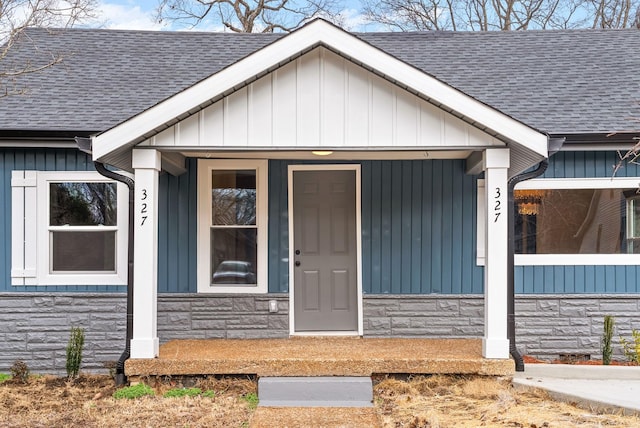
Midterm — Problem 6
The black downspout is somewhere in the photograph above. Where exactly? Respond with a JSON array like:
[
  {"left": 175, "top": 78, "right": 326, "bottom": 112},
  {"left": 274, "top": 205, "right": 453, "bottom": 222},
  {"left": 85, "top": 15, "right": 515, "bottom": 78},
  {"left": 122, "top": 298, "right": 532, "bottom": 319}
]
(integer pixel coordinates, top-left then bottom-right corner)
[
  {"left": 507, "top": 137, "right": 564, "bottom": 372},
  {"left": 76, "top": 137, "right": 134, "bottom": 385},
  {"left": 93, "top": 162, "right": 134, "bottom": 385},
  {"left": 507, "top": 160, "right": 548, "bottom": 371}
]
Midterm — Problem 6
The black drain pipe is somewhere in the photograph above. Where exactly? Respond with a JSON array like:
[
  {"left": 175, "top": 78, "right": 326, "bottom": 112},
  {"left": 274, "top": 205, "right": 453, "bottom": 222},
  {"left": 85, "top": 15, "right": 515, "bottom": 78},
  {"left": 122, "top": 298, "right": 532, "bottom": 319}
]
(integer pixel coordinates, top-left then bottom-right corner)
[
  {"left": 94, "top": 162, "right": 134, "bottom": 385},
  {"left": 507, "top": 160, "right": 547, "bottom": 371},
  {"left": 507, "top": 138, "right": 564, "bottom": 371},
  {"left": 76, "top": 137, "right": 134, "bottom": 385}
]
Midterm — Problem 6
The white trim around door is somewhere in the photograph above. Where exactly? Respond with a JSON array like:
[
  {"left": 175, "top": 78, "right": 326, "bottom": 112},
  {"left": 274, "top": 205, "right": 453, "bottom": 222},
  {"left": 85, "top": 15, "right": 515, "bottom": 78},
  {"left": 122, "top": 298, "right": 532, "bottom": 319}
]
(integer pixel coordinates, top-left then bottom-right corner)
[{"left": 287, "top": 164, "right": 363, "bottom": 336}]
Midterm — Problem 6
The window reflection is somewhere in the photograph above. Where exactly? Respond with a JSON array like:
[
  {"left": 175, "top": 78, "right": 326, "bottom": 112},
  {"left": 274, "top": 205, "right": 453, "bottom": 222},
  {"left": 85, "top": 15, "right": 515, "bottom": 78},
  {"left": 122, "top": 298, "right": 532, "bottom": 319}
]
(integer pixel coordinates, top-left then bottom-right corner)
[
  {"left": 210, "top": 169, "right": 258, "bottom": 285},
  {"left": 50, "top": 183, "right": 117, "bottom": 226},
  {"left": 211, "top": 229, "right": 257, "bottom": 284},
  {"left": 212, "top": 170, "right": 256, "bottom": 225},
  {"left": 515, "top": 188, "right": 637, "bottom": 254}
]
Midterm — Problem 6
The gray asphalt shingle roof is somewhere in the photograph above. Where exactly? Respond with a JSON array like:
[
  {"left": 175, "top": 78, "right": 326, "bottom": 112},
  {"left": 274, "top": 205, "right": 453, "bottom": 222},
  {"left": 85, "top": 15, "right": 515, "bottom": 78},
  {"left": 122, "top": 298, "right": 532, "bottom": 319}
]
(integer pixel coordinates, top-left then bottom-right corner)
[{"left": 1, "top": 26, "right": 639, "bottom": 138}]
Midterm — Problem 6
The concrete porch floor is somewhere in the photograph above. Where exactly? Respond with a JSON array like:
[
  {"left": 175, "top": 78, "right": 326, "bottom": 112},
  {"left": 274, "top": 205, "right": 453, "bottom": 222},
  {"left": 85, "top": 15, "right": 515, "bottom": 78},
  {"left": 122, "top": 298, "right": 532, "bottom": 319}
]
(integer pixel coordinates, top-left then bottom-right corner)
[{"left": 125, "top": 337, "right": 514, "bottom": 378}]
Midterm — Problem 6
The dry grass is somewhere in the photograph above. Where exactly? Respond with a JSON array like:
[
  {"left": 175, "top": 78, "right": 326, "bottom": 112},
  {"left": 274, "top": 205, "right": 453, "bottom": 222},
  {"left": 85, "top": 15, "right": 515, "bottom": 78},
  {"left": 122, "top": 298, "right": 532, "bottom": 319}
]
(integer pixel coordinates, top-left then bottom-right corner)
[
  {"left": 374, "top": 375, "right": 640, "bottom": 428},
  {"left": 0, "top": 375, "right": 256, "bottom": 428},
  {"left": 1, "top": 374, "right": 639, "bottom": 427}
]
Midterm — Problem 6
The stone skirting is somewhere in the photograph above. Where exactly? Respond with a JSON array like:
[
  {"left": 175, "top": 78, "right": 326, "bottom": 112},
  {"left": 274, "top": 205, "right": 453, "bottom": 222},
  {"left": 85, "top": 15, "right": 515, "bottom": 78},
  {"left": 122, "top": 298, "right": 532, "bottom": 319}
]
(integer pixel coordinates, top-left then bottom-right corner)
[
  {"left": 157, "top": 294, "right": 290, "bottom": 340},
  {"left": 1, "top": 293, "right": 639, "bottom": 373},
  {"left": 364, "top": 294, "right": 640, "bottom": 360},
  {"left": 0, "top": 294, "right": 127, "bottom": 374}
]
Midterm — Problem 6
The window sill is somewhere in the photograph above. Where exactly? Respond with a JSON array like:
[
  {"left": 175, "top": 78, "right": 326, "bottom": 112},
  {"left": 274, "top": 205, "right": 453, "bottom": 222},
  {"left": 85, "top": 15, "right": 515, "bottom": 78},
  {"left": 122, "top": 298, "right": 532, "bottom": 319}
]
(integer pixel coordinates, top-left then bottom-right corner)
[
  {"left": 515, "top": 254, "right": 640, "bottom": 266},
  {"left": 25, "top": 273, "right": 127, "bottom": 286},
  {"left": 197, "top": 284, "right": 267, "bottom": 294}
]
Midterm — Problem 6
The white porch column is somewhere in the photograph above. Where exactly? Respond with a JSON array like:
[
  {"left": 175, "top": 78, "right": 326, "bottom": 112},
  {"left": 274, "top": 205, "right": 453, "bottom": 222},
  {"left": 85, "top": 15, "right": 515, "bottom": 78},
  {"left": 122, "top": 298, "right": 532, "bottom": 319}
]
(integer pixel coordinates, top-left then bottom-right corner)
[
  {"left": 482, "top": 148, "right": 510, "bottom": 359},
  {"left": 130, "top": 149, "right": 161, "bottom": 359}
]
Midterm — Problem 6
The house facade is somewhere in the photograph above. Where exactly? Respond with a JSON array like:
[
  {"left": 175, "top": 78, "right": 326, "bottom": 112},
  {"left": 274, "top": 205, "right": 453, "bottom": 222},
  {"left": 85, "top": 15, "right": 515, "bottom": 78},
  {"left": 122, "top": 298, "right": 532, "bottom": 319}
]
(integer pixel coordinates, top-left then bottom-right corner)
[{"left": 1, "top": 21, "right": 639, "bottom": 373}]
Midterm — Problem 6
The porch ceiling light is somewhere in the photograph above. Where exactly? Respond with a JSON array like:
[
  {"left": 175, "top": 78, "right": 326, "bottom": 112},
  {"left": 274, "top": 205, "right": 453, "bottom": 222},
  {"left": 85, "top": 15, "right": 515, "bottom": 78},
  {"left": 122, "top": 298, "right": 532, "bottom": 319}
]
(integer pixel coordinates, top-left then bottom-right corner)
[{"left": 311, "top": 151, "right": 333, "bottom": 156}]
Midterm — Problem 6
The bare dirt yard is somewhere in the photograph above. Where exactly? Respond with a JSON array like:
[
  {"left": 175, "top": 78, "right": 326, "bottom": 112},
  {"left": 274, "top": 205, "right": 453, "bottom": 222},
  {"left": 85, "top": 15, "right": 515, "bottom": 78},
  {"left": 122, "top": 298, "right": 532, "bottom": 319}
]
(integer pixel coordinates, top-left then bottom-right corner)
[{"left": 1, "top": 373, "right": 639, "bottom": 427}]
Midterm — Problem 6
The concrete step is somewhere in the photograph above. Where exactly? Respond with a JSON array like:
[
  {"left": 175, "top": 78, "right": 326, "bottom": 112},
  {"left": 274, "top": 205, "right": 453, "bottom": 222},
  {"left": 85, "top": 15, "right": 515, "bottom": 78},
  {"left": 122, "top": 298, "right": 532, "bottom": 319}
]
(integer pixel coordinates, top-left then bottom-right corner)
[{"left": 258, "top": 376, "right": 373, "bottom": 407}]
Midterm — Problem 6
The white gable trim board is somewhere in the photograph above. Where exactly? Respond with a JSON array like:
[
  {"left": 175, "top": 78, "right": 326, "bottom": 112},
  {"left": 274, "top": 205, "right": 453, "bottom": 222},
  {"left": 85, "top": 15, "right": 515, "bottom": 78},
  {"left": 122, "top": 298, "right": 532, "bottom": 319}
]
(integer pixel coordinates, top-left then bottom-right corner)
[
  {"left": 92, "top": 19, "right": 547, "bottom": 171},
  {"left": 138, "top": 48, "right": 505, "bottom": 152}
]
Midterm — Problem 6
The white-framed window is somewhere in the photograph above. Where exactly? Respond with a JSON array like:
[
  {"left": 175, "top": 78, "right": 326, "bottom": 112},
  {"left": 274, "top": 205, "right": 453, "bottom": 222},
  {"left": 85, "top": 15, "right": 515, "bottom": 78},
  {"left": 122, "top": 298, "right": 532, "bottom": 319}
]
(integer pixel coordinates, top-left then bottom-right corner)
[
  {"left": 511, "top": 177, "right": 640, "bottom": 266},
  {"left": 11, "top": 170, "right": 128, "bottom": 286},
  {"left": 197, "top": 159, "right": 268, "bottom": 293},
  {"left": 477, "top": 177, "right": 640, "bottom": 266}
]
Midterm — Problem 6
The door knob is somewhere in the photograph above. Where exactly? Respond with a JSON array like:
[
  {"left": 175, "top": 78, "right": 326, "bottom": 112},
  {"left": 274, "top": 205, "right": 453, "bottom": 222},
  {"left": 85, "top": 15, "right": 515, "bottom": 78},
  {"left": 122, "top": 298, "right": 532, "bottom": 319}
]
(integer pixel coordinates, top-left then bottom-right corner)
[
  {"left": 295, "top": 261, "right": 301, "bottom": 266},
  {"left": 295, "top": 250, "right": 301, "bottom": 255}
]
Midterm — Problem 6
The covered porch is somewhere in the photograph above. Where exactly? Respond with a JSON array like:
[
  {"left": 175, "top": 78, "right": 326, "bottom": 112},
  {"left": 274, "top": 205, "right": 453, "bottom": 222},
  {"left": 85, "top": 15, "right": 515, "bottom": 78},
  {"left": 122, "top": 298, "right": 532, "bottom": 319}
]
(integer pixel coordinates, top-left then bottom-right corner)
[
  {"left": 91, "top": 19, "right": 549, "bottom": 372},
  {"left": 125, "top": 337, "right": 514, "bottom": 379}
]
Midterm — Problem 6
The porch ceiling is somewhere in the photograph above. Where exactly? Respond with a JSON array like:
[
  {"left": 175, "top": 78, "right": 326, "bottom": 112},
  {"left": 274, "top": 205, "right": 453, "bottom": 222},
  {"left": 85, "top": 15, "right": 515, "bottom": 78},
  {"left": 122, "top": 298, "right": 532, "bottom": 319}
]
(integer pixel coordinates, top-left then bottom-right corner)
[
  {"left": 92, "top": 20, "right": 547, "bottom": 176},
  {"left": 125, "top": 338, "right": 514, "bottom": 378},
  {"left": 178, "top": 149, "right": 472, "bottom": 160}
]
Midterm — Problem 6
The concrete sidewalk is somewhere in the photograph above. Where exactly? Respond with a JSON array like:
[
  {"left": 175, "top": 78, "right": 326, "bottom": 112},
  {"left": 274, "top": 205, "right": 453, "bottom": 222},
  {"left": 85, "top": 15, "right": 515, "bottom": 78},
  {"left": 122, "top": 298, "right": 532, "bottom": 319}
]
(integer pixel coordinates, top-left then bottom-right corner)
[{"left": 513, "top": 364, "right": 640, "bottom": 416}]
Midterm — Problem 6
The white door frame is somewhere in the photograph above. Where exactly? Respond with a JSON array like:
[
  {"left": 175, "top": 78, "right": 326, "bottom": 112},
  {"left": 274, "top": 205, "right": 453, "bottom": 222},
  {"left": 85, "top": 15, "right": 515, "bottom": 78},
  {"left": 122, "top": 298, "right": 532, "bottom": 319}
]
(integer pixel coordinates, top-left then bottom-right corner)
[{"left": 287, "top": 164, "right": 363, "bottom": 336}]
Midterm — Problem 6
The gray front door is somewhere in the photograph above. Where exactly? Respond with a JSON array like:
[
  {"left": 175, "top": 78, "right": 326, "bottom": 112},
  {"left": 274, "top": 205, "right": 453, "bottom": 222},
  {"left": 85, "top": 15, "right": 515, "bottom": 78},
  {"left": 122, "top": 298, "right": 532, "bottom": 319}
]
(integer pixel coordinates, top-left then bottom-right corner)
[{"left": 293, "top": 169, "right": 358, "bottom": 332}]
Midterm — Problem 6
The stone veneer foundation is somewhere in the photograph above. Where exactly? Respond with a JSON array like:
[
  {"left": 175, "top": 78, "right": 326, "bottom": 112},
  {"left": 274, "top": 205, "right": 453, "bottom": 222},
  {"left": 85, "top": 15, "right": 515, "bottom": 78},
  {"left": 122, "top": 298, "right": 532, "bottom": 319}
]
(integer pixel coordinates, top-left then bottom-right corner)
[{"left": 0, "top": 293, "right": 638, "bottom": 374}]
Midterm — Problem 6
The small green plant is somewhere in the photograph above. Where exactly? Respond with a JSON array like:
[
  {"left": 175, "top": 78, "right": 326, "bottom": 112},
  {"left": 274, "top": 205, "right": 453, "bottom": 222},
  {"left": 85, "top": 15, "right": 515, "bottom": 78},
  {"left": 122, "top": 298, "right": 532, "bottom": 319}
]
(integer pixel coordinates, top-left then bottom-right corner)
[
  {"left": 0, "top": 374, "right": 11, "bottom": 383},
  {"left": 10, "top": 360, "right": 30, "bottom": 384},
  {"left": 66, "top": 327, "right": 85, "bottom": 379},
  {"left": 163, "top": 387, "right": 203, "bottom": 398},
  {"left": 243, "top": 392, "right": 259, "bottom": 409},
  {"left": 620, "top": 329, "right": 640, "bottom": 365},
  {"left": 113, "top": 383, "right": 155, "bottom": 399},
  {"left": 202, "top": 390, "right": 216, "bottom": 398},
  {"left": 602, "top": 315, "right": 615, "bottom": 365}
]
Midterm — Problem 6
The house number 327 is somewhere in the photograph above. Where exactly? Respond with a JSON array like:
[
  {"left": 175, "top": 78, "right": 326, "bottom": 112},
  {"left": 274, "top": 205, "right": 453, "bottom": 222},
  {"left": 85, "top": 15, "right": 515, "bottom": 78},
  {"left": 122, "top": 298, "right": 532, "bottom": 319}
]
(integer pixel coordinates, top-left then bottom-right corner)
[
  {"left": 140, "top": 188, "right": 148, "bottom": 226},
  {"left": 494, "top": 187, "right": 502, "bottom": 223}
]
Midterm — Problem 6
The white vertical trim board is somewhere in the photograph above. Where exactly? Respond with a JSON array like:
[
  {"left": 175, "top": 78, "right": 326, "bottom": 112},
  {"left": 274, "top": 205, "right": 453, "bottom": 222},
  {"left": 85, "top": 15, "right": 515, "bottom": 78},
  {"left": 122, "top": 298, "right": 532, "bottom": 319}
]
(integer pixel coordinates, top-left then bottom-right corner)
[
  {"left": 131, "top": 149, "right": 161, "bottom": 359},
  {"left": 287, "top": 164, "right": 363, "bottom": 336},
  {"left": 482, "top": 149, "right": 510, "bottom": 359},
  {"left": 11, "top": 171, "right": 37, "bottom": 285},
  {"left": 476, "top": 178, "right": 485, "bottom": 266}
]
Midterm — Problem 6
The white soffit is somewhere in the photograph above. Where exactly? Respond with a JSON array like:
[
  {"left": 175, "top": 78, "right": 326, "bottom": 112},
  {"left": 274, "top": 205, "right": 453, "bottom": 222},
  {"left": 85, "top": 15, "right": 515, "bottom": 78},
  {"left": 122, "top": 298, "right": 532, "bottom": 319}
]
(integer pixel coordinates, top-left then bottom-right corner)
[{"left": 92, "top": 19, "right": 548, "bottom": 162}]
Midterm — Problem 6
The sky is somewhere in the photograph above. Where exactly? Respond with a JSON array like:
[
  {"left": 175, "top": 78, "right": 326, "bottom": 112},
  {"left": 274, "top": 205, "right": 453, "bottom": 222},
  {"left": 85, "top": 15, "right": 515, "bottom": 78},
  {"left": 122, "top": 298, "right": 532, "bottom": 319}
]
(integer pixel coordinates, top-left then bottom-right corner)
[
  {"left": 92, "top": 0, "right": 169, "bottom": 31},
  {"left": 92, "top": 0, "right": 370, "bottom": 32}
]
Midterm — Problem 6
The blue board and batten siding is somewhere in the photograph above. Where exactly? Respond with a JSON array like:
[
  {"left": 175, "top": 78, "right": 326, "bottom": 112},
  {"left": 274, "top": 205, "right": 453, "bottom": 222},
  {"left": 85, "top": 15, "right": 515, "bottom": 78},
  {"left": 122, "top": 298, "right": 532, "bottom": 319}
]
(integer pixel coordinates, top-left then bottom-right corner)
[
  {"left": 0, "top": 148, "right": 127, "bottom": 292},
  {"left": 516, "top": 151, "right": 640, "bottom": 294},
  {"left": 2, "top": 149, "right": 640, "bottom": 295},
  {"left": 542, "top": 151, "right": 640, "bottom": 178},
  {"left": 157, "top": 158, "right": 198, "bottom": 293},
  {"left": 159, "top": 159, "right": 483, "bottom": 294},
  {"left": 267, "top": 160, "right": 483, "bottom": 294}
]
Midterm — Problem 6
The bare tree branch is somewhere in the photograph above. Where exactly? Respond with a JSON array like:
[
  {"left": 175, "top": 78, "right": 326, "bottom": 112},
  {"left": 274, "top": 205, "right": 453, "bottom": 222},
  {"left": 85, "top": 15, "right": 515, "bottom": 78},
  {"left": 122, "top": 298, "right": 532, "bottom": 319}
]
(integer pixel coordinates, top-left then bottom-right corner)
[
  {"left": 363, "top": 0, "right": 640, "bottom": 31},
  {"left": 157, "top": 0, "right": 340, "bottom": 32},
  {"left": 589, "top": 0, "right": 638, "bottom": 28}
]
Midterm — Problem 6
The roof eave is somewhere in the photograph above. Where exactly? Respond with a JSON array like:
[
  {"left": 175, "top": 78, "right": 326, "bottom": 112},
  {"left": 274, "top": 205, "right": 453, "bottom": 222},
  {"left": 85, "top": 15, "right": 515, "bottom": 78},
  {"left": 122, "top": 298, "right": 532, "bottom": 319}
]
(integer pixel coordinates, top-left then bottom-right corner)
[{"left": 0, "top": 129, "right": 98, "bottom": 148}]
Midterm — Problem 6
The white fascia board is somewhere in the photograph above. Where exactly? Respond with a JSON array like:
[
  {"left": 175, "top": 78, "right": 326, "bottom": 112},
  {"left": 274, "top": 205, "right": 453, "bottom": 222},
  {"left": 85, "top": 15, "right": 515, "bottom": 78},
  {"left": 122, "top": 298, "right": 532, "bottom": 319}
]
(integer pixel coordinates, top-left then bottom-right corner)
[{"left": 93, "top": 19, "right": 547, "bottom": 161}]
